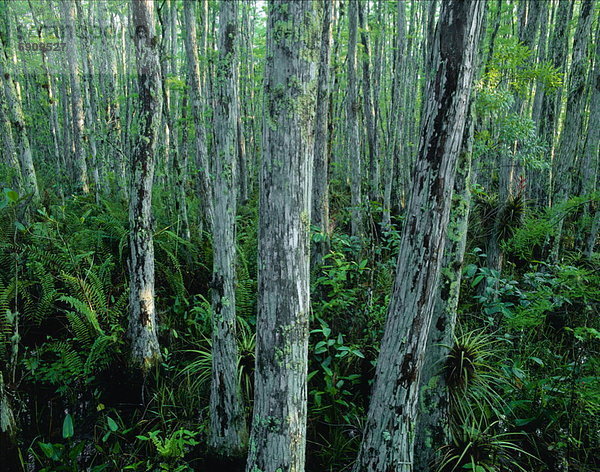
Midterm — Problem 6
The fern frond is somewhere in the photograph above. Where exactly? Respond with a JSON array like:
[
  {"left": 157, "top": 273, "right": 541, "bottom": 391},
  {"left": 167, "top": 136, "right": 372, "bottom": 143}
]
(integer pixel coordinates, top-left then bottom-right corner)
[{"left": 84, "top": 335, "right": 116, "bottom": 375}]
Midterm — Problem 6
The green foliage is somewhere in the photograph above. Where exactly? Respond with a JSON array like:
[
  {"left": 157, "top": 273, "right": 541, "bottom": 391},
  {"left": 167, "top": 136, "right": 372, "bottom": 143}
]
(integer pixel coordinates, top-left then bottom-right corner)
[
  {"left": 438, "top": 418, "right": 534, "bottom": 472},
  {"left": 483, "top": 37, "right": 562, "bottom": 95},
  {"left": 136, "top": 428, "right": 200, "bottom": 471}
]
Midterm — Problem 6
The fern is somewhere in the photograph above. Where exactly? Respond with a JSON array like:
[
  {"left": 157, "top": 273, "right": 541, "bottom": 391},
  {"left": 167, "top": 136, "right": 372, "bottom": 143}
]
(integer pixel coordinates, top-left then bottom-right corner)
[
  {"left": 60, "top": 295, "right": 104, "bottom": 344},
  {"left": 0, "top": 281, "right": 13, "bottom": 357},
  {"left": 26, "top": 262, "right": 58, "bottom": 324},
  {"left": 84, "top": 334, "right": 117, "bottom": 375},
  {"left": 235, "top": 258, "right": 256, "bottom": 320},
  {"left": 60, "top": 272, "right": 107, "bottom": 317}
]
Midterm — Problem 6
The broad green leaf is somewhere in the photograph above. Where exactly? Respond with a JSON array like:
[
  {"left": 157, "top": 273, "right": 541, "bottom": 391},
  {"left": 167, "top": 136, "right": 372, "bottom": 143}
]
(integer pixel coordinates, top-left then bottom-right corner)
[
  {"left": 107, "top": 416, "right": 118, "bottom": 432},
  {"left": 62, "top": 413, "right": 74, "bottom": 439}
]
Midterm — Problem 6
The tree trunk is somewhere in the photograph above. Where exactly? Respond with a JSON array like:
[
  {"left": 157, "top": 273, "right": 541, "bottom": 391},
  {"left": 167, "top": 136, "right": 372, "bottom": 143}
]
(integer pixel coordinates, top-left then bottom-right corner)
[
  {"left": 183, "top": 0, "right": 214, "bottom": 236},
  {"left": 0, "top": 83, "right": 21, "bottom": 190},
  {"left": 551, "top": 0, "right": 593, "bottom": 258},
  {"left": 245, "top": 2, "right": 319, "bottom": 471},
  {"left": 537, "top": 0, "right": 572, "bottom": 207},
  {"left": 311, "top": 0, "right": 333, "bottom": 266},
  {"left": 0, "top": 39, "right": 38, "bottom": 201},
  {"left": 77, "top": 1, "right": 101, "bottom": 199},
  {"left": 529, "top": 0, "right": 550, "bottom": 206},
  {"left": 60, "top": 0, "right": 89, "bottom": 194},
  {"left": 358, "top": 1, "right": 380, "bottom": 205},
  {"left": 128, "top": 0, "right": 162, "bottom": 369},
  {"left": 29, "top": 5, "right": 62, "bottom": 175},
  {"left": 209, "top": 0, "right": 247, "bottom": 456},
  {"left": 414, "top": 108, "right": 475, "bottom": 471},
  {"left": 347, "top": 0, "right": 362, "bottom": 238},
  {"left": 97, "top": 0, "right": 124, "bottom": 192},
  {"left": 583, "top": 25, "right": 600, "bottom": 258},
  {"left": 383, "top": 0, "right": 407, "bottom": 231},
  {"left": 353, "top": 2, "right": 484, "bottom": 470}
]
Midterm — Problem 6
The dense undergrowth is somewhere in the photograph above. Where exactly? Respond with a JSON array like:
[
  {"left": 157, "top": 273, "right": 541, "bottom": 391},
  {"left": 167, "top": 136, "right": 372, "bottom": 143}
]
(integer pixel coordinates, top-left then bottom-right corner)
[{"left": 0, "top": 183, "right": 598, "bottom": 472}]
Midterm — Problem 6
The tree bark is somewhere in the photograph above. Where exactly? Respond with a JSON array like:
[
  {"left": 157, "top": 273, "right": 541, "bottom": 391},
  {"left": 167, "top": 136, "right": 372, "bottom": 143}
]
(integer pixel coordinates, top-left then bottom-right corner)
[
  {"left": 60, "top": 0, "right": 89, "bottom": 194},
  {"left": 77, "top": 0, "right": 102, "bottom": 199},
  {"left": 209, "top": 0, "right": 247, "bottom": 455},
  {"left": 383, "top": 0, "right": 407, "bottom": 231},
  {"left": 0, "top": 80, "right": 21, "bottom": 190},
  {"left": 583, "top": 25, "right": 600, "bottom": 258},
  {"left": 347, "top": 0, "right": 362, "bottom": 238},
  {"left": 183, "top": 0, "right": 214, "bottom": 236},
  {"left": 358, "top": 1, "right": 380, "bottom": 205},
  {"left": 311, "top": 0, "right": 333, "bottom": 266},
  {"left": 353, "top": 2, "right": 484, "bottom": 470},
  {"left": 537, "top": 0, "right": 572, "bottom": 206},
  {"left": 551, "top": 0, "right": 593, "bottom": 258},
  {"left": 414, "top": 108, "right": 475, "bottom": 471},
  {"left": 128, "top": 0, "right": 162, "bottom": 369},
  {"left": 245, "top": 2, "right": 319, "bottom": 471},
  {"left": 0, "top": 38, "right": 38, "bottom": 201}
]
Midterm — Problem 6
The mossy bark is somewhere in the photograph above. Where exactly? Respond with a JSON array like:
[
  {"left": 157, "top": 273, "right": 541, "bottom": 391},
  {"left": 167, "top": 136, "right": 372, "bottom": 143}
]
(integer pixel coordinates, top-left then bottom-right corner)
[
  {"left": 353, "top": 2, "right": 484, "bottom": 470},
  {"left": 311, "top": 0, "right": 333, "bottom": 268},
  {"left": 183, "top": 0, "right": 214, "bottom": 236},
  {"left": 209, "top": 0, "right": 247, "bottom": 456},
  {"left": 551, "top": 0, "right": 593, "bottom": 259},
  {"left": 60, "top": 0, "right": 89, "bottom": 194},
  {"left": 245, "top": 2, "right": 319, "bottom": 471},
  {"left": 347, "top": 0, "right": 362, "bottom": 238},
  {"left": 0, "top": 39, "right": 37, "bottom": 201},
  {"left": 414, "top": 109, "right": 475, "bottom": 471},
  {"left": 128, "top": 0, "right": 162, "bottom": 370}
]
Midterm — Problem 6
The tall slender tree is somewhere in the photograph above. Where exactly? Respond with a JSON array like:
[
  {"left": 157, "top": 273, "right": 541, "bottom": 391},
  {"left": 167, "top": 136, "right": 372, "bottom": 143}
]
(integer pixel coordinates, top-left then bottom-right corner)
[
  {"left": 209, "top": 0, "right": 246, "bottom": 455},
  {"left": 60, "top": 0, "right": 89, "bottom": 194},
  {"left": 347, "top": 0, "right": 362, "bottom": 238},
  {"left": 0, "top": 83, "right": 21, "bottom": 191},
  {"left": 245, "top": 2, "right": 319, "bottom": 471},
  {"left": 311, "top": 0, "right": 334, "bottom": 265},
  {"left": 551, "top": 0, "right": 593, "bottom": 258},
  {"left": 183, "top": 0, "right": 213, "bottom": 235},
  {"left": 353, "top": 2, "right": 484, "bottom": 470},
  {"left": 583, "top": 23, "right": 600, "bottom": 258},
  {"left": 414, "top": 106, "right": 476, "bottom": 471},
  {"left": 0, "top": 37, "right": 38, "bottom": 201},
  {"left": 383, "top": 0, "right": 407, "bottom": 230},
  {"left": 128, "top": 0, "right": 162, "bottom": 369},
  {"left": 358, "top": 1, "right": 379, "bottom": 205}
]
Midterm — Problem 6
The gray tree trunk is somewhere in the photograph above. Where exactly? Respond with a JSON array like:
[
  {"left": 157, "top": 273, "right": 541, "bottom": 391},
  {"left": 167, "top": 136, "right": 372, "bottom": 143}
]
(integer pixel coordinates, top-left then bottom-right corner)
[
  {"left": 531, "top": 0, "right": 550, "bottom": 129},
  {"left": 0, "top": 83, "right": 21, "bottom": 190},
  {"left": 414, "top": 108, "right": 475, "bottom": 471},
  {"left": 359, "top": 1, "right": 380, "bottom": 205},
  {"left": 245, "top": 2, "right": 319, "bottom": 471},
  {"left": 29, "top": 6, "right": 62, "bottom": 173},
  {"left": 209, "top": 0, "right": 247, "bottom": 456},
  {"left": 97, "top": 0, "right": 124, "bottom": 191},
  {"left": 77, "top": 2, "right": 102, "bottom": 199},
  {"left": 353, "top": 2, "right": 484, "bottom": 470},
  {"left": 551, "top": 0, "right": 593, "bottom": 259},
  {"left": 583, "top": 26, "right": 600, "bottom": 258},
  {"left": 383, "top": 0, "right": 406, "bottom": 231},
  {"left": 347, "top": 0, "right": 362, "bottom": 238},
  {"left": 311, "top": 0, "right": 333, "bottom": 266},
  {"left": 175, "top": 88, "right": 191, "bottom": 242},
  {"left": 128, "top": 0, "right": 162, "bottom": 369},
  {"left": 529, "top": 0, "right": 550, "bottom": 206},
  {"left": 537, "top": 0, "right": 572, "bottom": 207},
  {"left": 0, "top": 40, "right": 38, "bottom": 201},
  {"left": 60, "top": 0, "right": 89, "bottom": 194},
  {"left": 183, "top": 0, "right": 214, "bottom": 236}
]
